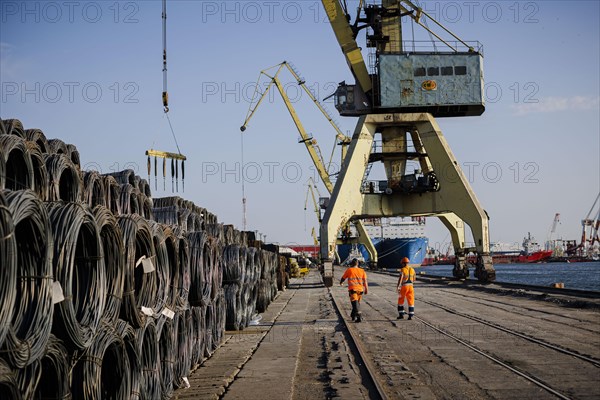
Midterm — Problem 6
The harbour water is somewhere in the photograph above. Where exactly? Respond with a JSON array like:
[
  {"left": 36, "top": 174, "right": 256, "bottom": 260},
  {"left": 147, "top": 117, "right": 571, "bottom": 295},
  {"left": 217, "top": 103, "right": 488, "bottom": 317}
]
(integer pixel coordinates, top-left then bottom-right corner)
[{"left": 420, "top": 262, "right": 600, "bottom": 292}]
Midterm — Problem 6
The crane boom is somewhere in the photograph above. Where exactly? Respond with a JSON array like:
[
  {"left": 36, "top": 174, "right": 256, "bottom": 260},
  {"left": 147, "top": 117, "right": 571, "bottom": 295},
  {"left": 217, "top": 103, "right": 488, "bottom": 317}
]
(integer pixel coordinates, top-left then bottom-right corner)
[
  {"left": 240, "top": 62, "right": 378, "bottom": 264},
  {"left": 321, "top": 0, "right": 372, "bottom": 94}
]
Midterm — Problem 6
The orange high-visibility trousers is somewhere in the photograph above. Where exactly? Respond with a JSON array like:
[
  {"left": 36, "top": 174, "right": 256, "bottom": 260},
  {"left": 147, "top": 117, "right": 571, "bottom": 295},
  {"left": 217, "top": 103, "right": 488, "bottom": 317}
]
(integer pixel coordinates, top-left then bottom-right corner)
[{"left": 398, "top": 284, "right": 414, "bottom": 307}]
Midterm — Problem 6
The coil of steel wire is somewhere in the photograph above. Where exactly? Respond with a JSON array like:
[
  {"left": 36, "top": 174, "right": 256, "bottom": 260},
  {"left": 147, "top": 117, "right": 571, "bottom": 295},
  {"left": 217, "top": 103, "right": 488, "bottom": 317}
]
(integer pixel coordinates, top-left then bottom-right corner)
[
  {"left": 138, "top": 191, "right": 154, "bottom": 220},
  {"left": 116, "top": 319, "right": 141, "bottom": 400},
  {"left": 153, "top": 205, "right": 180, "bottom": 226},
  {"left": 16, "top": 335, "right": 71, "bottom": 400},
  {"left": 148, "top": 221, "right": 174, "bottom": 313},
  {"left": 139, "top": 178, "right": 151, "bottom": 198},
  {"left": 174, "top": 309, "right": 193, "bottom": 388},
  {"left": 106, "top": 169, "right": 137, "bottom": 187},
  {"left": 0, "top": 191, "right": 17, "bottom": 348},
  {"left": 152, "top": 196, "right": 182, "bottom": 209},
  {"left": 0, "top": 119, "right": 5, "bottom": 135},
  {"left": 24, "top": 141, "right": 49, "bottom": 201},
  {"left": 136, "top": 318, "right": 161, "bottom": 399},
  {"left": 190, "top": 306, "right": 206, "bottom": 367},
  {"left": 214, "top": 289, "right": 226, "bottom": 348},
  {"left": 44, "top": 153, "right": 82, "bottom": 202},
  {"left": 1, "top": 189, "right": 54, "bottom": 369},
  {"left": 119, "top": 183, "right": 140, "bottom": 215},
  {"left": 224, "top": 283, "right": 242, "bottom": 331},
  {"left": 46, "top": 202, "right": 106, "bottom": 350},
  {"left": 47, "top": 138, "right": 69, "bottom": 155},
  {"left": 0, "top": 135, "right": 34, "bottom": 191},
  {"left": 0, "top": 153, "right": 5, "bottom": 190},
  {"left": 204, "top": 223, "right": 224, "bottom": 243},
  {"left": 3, "top": 119, "right": 25, "bottom": 138},
  {"left": 187, "top": 231, "right": 211, "bottom": 306},
  {"left": 83, "top": 171, "right": 107, "bottom": 208},
  {"left": 118, "top": 214, "right": 158, "bottom": 328},
  {"left": 0, "top": 359, "right": 22, "bottom": 400},
  {"left": 176, "top": 232, "right": 190, "bottom": 309},
  {"left": 223, "top": 245, "right": 243, "bottom": 284},
  {"left": 71, "top": 322, "right": 131, "bottom": 399},
  {"left": 156, "top": 315, "right": 176, "bottom": 399},
  {"left": 24, "top": 128, "right": 50, "bottom": 154},
  {"left": 102, "top": 175, "right": 121, "bottom": 215},
  {"left": 203, "top": 303, "right": 214, "bottom": 358},
  {"left": 93, "top": 205, "right": 125, "bottom": 324},
  {"left": 66, "top": 143, "right": 81, "bottom": 168}
]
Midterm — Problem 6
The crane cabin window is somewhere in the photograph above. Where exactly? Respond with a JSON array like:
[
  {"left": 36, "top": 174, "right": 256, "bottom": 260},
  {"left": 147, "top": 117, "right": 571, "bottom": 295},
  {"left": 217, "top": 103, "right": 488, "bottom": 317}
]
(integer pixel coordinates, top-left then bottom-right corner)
[
  {"left": 441, "top": 66, "right": 453, "bottom": 76},
  {"left": 414, "top": 67, "right": 426, "bottom": 77},
  {"left": 427, "top": 67, "right": 440, "bottom": 76},
  {"left": 455, "top": 66, "right": 467, "bottom": 75}
]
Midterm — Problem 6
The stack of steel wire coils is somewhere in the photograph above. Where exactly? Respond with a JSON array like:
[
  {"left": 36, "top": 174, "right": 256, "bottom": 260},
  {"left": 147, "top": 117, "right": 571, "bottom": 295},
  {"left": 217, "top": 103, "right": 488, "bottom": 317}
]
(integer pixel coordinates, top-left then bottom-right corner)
[{"left": 0, "top": 118, "right": 285, "bottom": 398}]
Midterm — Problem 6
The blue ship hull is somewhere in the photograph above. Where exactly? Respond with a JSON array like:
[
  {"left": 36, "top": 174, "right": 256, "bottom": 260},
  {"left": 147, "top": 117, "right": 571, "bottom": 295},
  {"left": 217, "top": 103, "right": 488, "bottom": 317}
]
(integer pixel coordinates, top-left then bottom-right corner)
[{"left": 337, "top": 237, "right": 428, "bottom": 268}]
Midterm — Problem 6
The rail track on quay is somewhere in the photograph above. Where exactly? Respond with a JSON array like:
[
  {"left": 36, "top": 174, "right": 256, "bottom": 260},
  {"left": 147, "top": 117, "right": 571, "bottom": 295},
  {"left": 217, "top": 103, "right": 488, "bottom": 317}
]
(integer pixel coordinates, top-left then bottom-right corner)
[{"left": 329, "top": 270, "right": 600, "bottom": 400}]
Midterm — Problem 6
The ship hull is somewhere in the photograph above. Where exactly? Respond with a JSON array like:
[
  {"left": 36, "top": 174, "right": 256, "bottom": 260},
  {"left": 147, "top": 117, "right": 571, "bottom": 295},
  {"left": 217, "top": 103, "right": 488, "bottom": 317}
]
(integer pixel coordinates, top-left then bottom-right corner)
[{"left": 338, "top": 237, "right": 428, "bottom": 268}]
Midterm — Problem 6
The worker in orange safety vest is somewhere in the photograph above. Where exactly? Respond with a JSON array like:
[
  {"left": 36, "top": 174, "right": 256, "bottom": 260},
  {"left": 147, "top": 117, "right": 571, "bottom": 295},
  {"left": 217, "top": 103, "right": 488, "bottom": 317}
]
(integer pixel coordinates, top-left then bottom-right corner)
[
  {"left": 396, "top": 257, "right": 416, "bottom": 320},
  {"left": 339, "top": 258, "right": 368, "bottom": 322}
]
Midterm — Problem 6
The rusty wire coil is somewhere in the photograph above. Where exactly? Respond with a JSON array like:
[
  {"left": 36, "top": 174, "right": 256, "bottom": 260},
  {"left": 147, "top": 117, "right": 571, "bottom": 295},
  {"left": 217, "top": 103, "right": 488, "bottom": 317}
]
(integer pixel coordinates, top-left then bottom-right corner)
[
  {"left": 156, "top": 315, "right": 176, "bottom": 399},
  {"left": 119, "top": 183, "right": 140, "bottom": 215},
  {"left": 24, "top": 128, "right": 50, "bottom": 154},
  {"left": 118, "top": 214, "right": 157, "bottom": 328},
  {"left": 153, "top": 205, "right": 180, "bottom": 226},
  {"left": 0, "top": 358, "right": 21, "bottom": 400},
  {"left": 46, "top": 202, "right": 106, "bottom": 350},
  {"left": 0, "top": 135, "right": 34, "bottom": 191},
  {"left": 0, "top": 191, "right": 17, "bottom": 349},
  {"left": 106, "top": 169, "right": 137, "bottom": 187},
  {"left": 3, "top": 119, "right": 25, "bottom": 138},
  {"left": 71, "top": 322, "right": 131, "bottom": 400},
  {"left": 116, "top": 319, "right": 141, "bottom": 400},
  {"left": 136, "top": 318, "right": 161, "bottom": 399},
  {"left": 1, "top": 189, "right": 54, "bottom": 369},
  {"left": 16, "top": 335, "right": 71, "bottom": 400},
  {"left": 176, "top": 231, "right": 190, "bottom": 309},
  {"left": 93, "top": 205, "right": 125, "bottom": 324},
  {"left": 190, "top": 306, "right": 206, "bottom": 367},
  {"left": 138, "top": 191, "right": 154, "bottom": 220},
  {"left": 66, "top": 143, "right": 80, "bottom": 168},
  {"left": 174, "top": 309, "right": 193, "bottom": 388},
  {"left": 0, "top": 119, "right": 7, "bottom": 135},
  {"left": 102, "top": 175, "right": 121, "bottom": 215},
  {"left": 0, "top": 153, "right": 5, "bottom": 190},
  {"left": 148, "top": 221, "right": 174, "bottom": 313},
  {"left": 83, "top": 171, "right": 107, "bottom": 208},
  {"left": 25, "top": 141, "right": 49, "bottom": 201},
  {"left": 139, "top": 178, "right": 152, "bottom": 198},
  {"left": 47, "top": 138, "right": 69, "bottom": 155},
  {"left": 187, "top": 231, "right": 210, "bottom": 306},
  {"left": 44, "top": 153, "right": 82, "bottom": 202}
]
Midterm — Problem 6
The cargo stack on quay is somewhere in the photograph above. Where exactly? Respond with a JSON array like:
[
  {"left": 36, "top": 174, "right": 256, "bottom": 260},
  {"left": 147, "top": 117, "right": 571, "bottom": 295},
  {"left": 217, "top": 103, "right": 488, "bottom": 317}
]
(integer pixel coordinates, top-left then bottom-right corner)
[{"left": 0, "top": 118, "right": 288, "bottom": 399}]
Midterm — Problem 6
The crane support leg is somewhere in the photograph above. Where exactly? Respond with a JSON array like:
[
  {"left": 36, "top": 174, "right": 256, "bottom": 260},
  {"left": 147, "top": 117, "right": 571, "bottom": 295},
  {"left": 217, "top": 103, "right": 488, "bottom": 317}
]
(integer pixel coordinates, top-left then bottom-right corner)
[
  {"left": 437, "top": 213, "right": 469, "bottom": 279},
  {"left": 320, "top": 113, "right": 495, "bottom": 283}
]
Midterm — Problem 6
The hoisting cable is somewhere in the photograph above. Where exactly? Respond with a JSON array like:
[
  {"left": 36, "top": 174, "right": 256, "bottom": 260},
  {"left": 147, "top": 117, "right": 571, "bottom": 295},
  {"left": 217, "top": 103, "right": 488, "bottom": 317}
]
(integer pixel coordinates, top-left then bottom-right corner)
[
  {"left": 240, "top": 132, "right": 247, "bottom": 231},
  {"left": 146, "top": 0, "right": 186, "bottom": 193}
]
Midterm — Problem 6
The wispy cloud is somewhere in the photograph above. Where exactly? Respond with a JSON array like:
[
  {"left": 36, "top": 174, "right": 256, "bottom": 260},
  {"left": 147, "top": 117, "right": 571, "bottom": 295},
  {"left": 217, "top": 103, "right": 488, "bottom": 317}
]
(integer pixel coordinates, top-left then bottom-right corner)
[
  {"left": 0, "top": 42, "right": 20, "bottom": 81},
  {"left": 512, "top": 96, "right": 600, "bottom": 116}
]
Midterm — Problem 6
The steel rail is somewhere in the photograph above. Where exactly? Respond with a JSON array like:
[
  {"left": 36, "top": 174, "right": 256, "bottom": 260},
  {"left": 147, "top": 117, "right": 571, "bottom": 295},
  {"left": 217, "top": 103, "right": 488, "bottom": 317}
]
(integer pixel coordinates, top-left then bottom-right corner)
[{"left": 329, "top": 287, "right": 389, "bottom": 400}]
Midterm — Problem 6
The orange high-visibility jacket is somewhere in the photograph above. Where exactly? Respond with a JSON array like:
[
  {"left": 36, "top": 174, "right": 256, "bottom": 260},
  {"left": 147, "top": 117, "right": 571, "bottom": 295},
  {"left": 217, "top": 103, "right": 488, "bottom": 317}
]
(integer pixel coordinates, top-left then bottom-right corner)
[
  {"left": 399, "top": 266, "right": 416, "bottom": 285},
  {"left": 341, "top": 267, "right": 368, "bottom": 292}
]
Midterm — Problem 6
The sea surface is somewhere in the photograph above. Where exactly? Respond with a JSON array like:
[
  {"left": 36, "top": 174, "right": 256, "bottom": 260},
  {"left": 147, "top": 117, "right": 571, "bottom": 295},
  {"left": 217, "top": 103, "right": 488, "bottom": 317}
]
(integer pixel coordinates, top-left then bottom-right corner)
[{"left": 420, "top": 261, "right": 600, "bottom": 292}]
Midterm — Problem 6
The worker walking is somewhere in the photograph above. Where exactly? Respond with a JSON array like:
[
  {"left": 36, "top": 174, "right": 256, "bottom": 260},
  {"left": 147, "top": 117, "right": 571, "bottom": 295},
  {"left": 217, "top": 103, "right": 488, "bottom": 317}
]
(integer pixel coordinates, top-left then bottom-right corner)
[
  {"left": 340, "top": 258, "right": 368, "bottom": 322},
  {"left": 396, "top": 257, "right": 416, "bottom": 320}
]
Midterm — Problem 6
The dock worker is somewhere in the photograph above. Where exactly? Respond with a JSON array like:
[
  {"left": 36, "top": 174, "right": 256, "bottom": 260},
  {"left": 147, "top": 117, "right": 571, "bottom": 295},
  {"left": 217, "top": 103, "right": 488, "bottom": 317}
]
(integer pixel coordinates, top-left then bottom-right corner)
[
  {"left": 339, "top": 258, "right": 368, "bottom": 323},
  {"left": 396, "top": 257, "right": 416, "bottom": 320}
]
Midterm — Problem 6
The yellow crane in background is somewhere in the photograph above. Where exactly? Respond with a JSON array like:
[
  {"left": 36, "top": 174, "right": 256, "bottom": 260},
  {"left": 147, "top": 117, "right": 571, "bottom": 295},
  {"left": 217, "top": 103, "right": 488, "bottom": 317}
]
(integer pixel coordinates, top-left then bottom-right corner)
[{"left": 240, "top": 61, "right": 378, "bottom": 266}]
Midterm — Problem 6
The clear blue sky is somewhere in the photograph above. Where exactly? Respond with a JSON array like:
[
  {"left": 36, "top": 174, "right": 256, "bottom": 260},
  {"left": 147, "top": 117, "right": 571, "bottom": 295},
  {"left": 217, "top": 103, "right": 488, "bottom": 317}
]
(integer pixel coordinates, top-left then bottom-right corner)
[{"left": 1, "top": 0, "right": 599, "bottom": 251}]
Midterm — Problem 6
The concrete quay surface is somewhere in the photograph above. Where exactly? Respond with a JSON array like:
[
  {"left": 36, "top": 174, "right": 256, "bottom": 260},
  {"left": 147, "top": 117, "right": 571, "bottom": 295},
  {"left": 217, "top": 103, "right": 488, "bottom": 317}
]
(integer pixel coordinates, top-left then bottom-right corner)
[{"left": 175, "top": 268, "right": 600, "bottom": 399}]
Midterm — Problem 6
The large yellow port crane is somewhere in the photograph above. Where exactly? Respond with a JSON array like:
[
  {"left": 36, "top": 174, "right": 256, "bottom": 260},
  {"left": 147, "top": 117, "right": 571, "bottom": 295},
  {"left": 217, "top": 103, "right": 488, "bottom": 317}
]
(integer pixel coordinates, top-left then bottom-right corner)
[{"left": 318, "top": 0, "right": 495, "bottom": 284}]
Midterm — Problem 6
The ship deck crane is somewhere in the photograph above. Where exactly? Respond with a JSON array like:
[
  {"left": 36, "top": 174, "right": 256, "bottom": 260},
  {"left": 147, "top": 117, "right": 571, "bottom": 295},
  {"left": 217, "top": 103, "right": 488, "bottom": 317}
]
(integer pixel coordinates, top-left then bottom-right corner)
[
  {"left": 240, "top": 61, "right": 378, "bottom": 266},
  {"left": 318, "top": 0, "right": 495, "bottom": 284},
  {"left": 580, "top": 192, "right": 600, "bottom": 257}
]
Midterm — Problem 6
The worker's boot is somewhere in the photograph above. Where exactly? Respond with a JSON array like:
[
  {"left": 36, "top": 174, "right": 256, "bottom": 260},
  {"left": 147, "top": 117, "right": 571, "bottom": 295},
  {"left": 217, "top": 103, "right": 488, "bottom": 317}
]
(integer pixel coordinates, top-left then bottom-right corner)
[
  {"left": 397, "top": 305, "right": 404, "bottom": 320},
  {"left": 355, "top": 312, "right": 362, "bottom": 323},
  {"left": 408, "top": 306, "right": 414, "bottom": 320}
]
